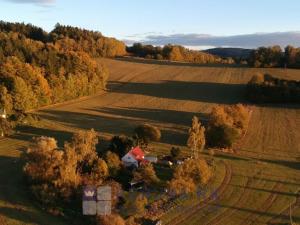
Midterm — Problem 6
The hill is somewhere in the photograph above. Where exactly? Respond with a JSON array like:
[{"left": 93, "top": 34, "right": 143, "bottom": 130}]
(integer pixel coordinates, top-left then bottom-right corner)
[{"left": 203, "top": 47, "right": 253, "bottom": 60}]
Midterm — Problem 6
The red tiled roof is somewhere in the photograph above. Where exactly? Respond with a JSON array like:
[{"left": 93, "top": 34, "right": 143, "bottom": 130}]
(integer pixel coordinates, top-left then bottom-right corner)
[{"left": 129, "top": 146, "right": 144, "bottom": 161}]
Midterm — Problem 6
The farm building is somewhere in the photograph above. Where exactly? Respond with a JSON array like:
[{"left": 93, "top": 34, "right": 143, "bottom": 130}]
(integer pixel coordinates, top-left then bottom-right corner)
[
  {"left": 121, "top": 146, "right": 145, "bottom": 167},
  {"left": 144, "top": 155, "right": 158, "bottom": 163}
]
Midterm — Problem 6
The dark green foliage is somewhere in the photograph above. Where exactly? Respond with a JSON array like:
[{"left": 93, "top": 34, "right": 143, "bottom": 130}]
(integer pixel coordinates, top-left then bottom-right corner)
[
  {"left": 246, "top": 74, "right": 300, "bottom": 103},
  {"left": 108, "top": 135, "right": 134, "bottom": 157},
  {"left": 170, "top": 147, "right": 181, "bottom": 159},
  {"left": 206, "top": 124, "right": 239, "bottom": 148},
  {"left": 134, "top": 123, "right": 161, "bottom": 146},
  {"left": 0, "top": 21, "right": 48, "bottom": 42}
]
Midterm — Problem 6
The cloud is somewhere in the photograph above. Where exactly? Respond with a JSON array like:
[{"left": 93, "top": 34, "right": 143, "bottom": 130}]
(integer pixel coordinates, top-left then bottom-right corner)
[
  {"left": 4, "top": 0, "right": 55, "bottom": 6},
  {"left": 124, "top": 32, "right": 300, "bottom": 49}
]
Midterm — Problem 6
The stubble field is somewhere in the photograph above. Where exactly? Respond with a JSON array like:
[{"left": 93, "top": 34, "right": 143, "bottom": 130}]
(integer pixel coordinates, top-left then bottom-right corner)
[{"left": 0, "top": 58, "right": 299, "bottom": 224}]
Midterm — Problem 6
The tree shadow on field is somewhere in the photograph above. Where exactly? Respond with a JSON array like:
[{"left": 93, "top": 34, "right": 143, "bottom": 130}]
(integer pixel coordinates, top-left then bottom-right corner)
[
  {"left": 107, "top": 80, "right": 247, "bottom": 104},
  {"left": 231, "top": 183, "right": 299, "bottom": 198},
  {"left": 0, "top": 155, "right": 65, "bottom": 225},
  {"left": 14, "top": 126, "right": 73, "bottom": 147},
  {"left": 39, "top": 107, "right": 196, "bottom": 145},
  {"left": 211, "top": 202, "right": 300, "bottom": 222},
  {"left": 115, "top": 57, "right": 246, "bottom": 68},
  {"left": 88, "top": 107, "right": 207, "bottom": 126}
]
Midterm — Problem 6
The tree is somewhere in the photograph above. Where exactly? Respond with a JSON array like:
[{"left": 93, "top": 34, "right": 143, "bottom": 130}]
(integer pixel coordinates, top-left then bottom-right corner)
[
  {"left": 206, "top": 124, "right": 239, "bottom": 148},
  {"left": 105, "top": 151, "right": 121, "bottom": 177},
  {"left": 108, "top": 135, "right": 134, "bottom": 157},
  {"left": 133, "top": 163, "right": 159, "bottom": 186},
  {"left": 187, "top": 116, "right": 206, "bottom": 158},
  {"left": 206, "top": 105, "right": 249, "bottom": 148},
  {"left": 97, "top": 213, "right": 125, "bottom": 225},
  {"left": 134, "top": 123, "right": 161, "bottom": 147},
  {"left": 168, "top": 158, "right": 212, "bottom": 196},
  {"left": 170, "top": 147, "right": 181, "bottom": 160},
  {"left": 69, "top": 129, "right": 98, "bottom": 169},
  {"left": 134, "top": 194, "right": 148, "bottom": 216},
  {"left": 0, "top": 85, "right": 13, "bottom": 114}
]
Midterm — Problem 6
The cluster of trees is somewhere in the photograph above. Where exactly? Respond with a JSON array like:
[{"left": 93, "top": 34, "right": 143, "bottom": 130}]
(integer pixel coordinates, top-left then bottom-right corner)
[
  {"left": 0, "top": 21, "right": 126, "bottom": 58},
  {"left": 108, "top": 123, "right": 161, "bottom": 158},
  {"left": 23, "top": 130, "right": 108, "bottom": 204},
  {"left": 246, "top": 73, "right": 300, "bottom": 103},
  {"left": 50, "top": 24, "right": 126, "bottom": 57},
  {"left": 127, "top": 43, "right": 235, "bottom": 64},
  {"left": 0, "top": 21, "right": 127, "bottom": 115},
  {"left": 249, "top": 45, "right": 300, "bottom": 68},
  {"left": 22, "top": 129, "right": 131, "bottom": 224},
  {"left": 206, "top": 104, "right": 250, "bottom": 148},
  {"left": 168, "top": 158, "right": 212, "bottom": 195}
]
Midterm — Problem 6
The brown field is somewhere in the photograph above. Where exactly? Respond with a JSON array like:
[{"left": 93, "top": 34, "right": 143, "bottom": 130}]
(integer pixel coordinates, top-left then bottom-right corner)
[{"left": 0, "top": 58, "right": 299, "bottom": 224}]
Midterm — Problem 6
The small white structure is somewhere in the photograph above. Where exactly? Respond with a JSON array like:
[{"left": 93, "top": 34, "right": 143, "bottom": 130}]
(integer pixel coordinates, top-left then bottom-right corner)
[
  {"left": 144, "top": 156, "right": 158, "bottom": 163},
  {"left": 122, "top": 152, "right": 139, "bottom": 168}
]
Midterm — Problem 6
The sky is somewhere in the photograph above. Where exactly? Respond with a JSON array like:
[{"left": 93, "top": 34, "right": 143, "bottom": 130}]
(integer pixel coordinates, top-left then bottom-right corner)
[{"left": 1, "top": 0, "right": 300, "bottom": 49}]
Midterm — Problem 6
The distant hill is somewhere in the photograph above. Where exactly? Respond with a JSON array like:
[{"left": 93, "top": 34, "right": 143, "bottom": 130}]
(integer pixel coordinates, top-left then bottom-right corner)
[{"left": 203, "top": 48, "right": 253, "bottom": 60}]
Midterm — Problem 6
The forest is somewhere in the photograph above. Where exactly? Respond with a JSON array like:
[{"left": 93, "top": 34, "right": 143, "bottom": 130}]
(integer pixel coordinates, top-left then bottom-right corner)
[
  {"left": 127, "top": 43, "right": 235, "bottom": 64},
  {"left": 0, "top": 21, "right": 126, "bottom": 114}
]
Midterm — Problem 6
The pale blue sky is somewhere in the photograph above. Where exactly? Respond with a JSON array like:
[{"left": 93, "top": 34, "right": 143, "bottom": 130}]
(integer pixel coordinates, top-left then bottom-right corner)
[{"left": 1, "top": 0, "right": 300, "bottom": 48}]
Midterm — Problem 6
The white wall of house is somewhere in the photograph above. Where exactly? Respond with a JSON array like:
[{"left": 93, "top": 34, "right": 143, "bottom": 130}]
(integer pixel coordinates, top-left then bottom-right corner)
[{"left": 122, "top": 153, "right": 138, "bottom": 167}]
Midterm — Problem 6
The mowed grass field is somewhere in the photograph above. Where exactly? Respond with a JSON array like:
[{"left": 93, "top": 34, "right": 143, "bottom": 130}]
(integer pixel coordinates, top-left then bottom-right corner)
[{"left": 0, "top": 58, "right": 299, "bottom": 224}]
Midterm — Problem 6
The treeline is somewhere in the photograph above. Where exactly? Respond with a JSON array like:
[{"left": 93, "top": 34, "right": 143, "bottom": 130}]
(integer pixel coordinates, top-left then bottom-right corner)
[
  {"left": 246, "top": 73, "right": 300, "bottom": 103},
  {"left": 0, "top": 21, "right": 127, "bottom": 114},
  {"left": 0, "top": 21, "right": 126, "bottom": 57},
  {"left": 50, "top": 24, "right": 126, "bottom": 57},
  {"left": 0, "top": 31, "right": 108, "bottom": 113},
  {"left": 127, "top": 43, "right": 235, "bottom": 64},
  {"left": 249, "top": 45, "right": 300, "bottom": 68}
]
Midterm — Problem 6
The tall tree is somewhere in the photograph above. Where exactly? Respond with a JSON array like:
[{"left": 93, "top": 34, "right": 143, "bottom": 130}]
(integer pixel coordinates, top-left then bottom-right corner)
[{"left": 187, "top": 116, "right": 206, "bottom": 158}]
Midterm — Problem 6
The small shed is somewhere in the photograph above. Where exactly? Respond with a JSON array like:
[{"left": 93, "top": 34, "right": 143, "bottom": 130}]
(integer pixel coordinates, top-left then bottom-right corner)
[{"left": 144, "top": 155, "right": 158, "bottom": 163}]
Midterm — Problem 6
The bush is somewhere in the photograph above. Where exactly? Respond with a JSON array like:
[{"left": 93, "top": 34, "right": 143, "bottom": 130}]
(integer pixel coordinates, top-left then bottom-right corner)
[
  {"left": 134, "top": 123, "right": 161, "bottom": 147},
  {"left": 170, "top": 147, "right": 181, "bottom": 159},
  {"left": 133, "top": 163, "right": 159, "bottom": 186},
  {"left": 206, "top": 124, "right": 240, "bottom": 148},
  {"left": 108, "top": 135, "right": 134, "bottom": 157}
]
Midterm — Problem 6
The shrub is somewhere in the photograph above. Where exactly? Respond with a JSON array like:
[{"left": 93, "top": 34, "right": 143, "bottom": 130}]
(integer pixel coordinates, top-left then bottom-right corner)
[
  {"left": 133, "top": 163, "right": 159, "bottom": 186},
  {"left": 108, "top": 135, "right": 134, "bottom": 157},
  {"left": 134, "top": 123, "right": 161, "bottom": 147},
  {"left": 170, "top": 147, "right": 181, "bottom": 159},
  {"left": 206, "top": 124, "right": 240, "bottom": 148}
]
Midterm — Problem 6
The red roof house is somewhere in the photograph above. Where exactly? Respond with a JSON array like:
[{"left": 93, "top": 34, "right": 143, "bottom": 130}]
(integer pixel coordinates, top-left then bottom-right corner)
[{"left": 121, "top": 146, "right": 145, "bottom": 167}]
